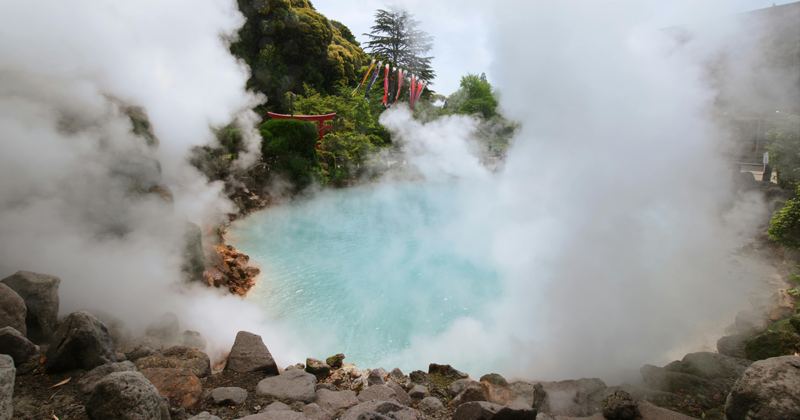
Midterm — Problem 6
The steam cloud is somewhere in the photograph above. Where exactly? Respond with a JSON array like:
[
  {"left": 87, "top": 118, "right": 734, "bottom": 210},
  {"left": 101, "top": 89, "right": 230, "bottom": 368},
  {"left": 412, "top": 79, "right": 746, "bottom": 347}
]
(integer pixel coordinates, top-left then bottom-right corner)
[
  {"left": 0, "top": 0, "right": 780, "bottom": 383},
  {"left": 0, "top": 0, "right": 311, "bottom": 362}
]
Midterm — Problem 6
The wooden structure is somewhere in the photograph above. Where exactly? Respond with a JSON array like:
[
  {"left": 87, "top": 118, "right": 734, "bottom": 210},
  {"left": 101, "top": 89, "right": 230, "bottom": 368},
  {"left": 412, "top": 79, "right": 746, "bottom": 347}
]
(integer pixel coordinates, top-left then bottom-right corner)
[{"left": 266, "top": 112, "right": 336, "bottom": 140}]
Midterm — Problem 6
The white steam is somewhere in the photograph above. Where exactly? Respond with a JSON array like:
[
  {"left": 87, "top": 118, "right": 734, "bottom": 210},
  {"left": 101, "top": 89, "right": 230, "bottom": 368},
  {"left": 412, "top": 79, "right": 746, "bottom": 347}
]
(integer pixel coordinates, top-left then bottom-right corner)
[
  {"left": 0, "top": 0, "right": 310, "bottom": 363},
  {"left": 375, "top": 0, "right": 770, "bottom": 382}
]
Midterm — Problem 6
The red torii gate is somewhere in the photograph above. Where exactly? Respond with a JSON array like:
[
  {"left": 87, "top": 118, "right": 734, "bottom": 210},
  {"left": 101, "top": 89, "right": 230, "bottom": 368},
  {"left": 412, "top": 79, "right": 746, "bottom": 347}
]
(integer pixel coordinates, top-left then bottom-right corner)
[{"left": 266, "top": 112, "right": 336, "bottom": 142}]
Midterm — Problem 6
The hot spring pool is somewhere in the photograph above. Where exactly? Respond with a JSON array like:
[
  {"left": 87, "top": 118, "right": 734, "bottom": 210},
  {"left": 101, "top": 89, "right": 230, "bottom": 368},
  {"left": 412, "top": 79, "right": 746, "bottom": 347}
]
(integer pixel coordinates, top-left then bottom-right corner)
[{"left": 226, "top": 182, "right": 501, "bottom": 369}]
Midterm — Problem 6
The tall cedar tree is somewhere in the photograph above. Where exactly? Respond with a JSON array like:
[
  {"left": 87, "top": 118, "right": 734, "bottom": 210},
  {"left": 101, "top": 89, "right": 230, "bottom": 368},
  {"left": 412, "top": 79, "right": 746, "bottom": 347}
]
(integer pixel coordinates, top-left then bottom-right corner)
[{"left": 363, "top": 9, "right": 435, "bottom": 84}]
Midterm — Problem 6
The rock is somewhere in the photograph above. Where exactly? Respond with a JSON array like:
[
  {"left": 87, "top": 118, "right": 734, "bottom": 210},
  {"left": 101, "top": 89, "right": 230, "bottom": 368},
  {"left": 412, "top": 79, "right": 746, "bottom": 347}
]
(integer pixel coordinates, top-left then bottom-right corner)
[
  {"left": 409, "top": 370, "right": 428, "bottom": 384},
  {"left": 256, "top": 368, "right": 317, "bottom": 403},
  {"left": 77, "top": 361, "right": 137, "bottom": 393},
  {"left": 85, "top": 309, "right": 133, "bottom": 348},
  {"left": 358, "top": 412, "right": 392, "bottom": 420},
  {"left": 428, "top": 363, "right": 468, "bottom": 388},
  {"left": 122, "top": 336, "right": 163, "bottom": 361},
  {"left": 387, "top": 381, "right": 413, "bottom": 406},
  {"left": 368, "top": 368, "right": 387, "bottom": 385},
  {"left": 601, "top": 391, "right": 640, "bottom": 420},
  {"left": 1, "top": 271, "right": 60, "bottom": 343},
  {"left": 0, "top": 283, "right": 26, "bottom": 337},
  {"left": 0, "top": 355, "right": 14, "bottom": 420},
  {"left": 744, "top": 330, "right": 800, "bottom": 361},
  {"left": 483, "top": 381, "right": 516, "bottom": 407},
  {"left": 116, "top": 351, "right": 127, "bottom": 361},
  {"left": 389, "top": 368, "right": 404, "bottom": 381},
  {"left": 179, "top": 330, "right": 207, "bottom": 351},
  {"left": 452, "top": 381, "right": 489, "bottom": 407},
  {"left": 640, "top": 364, "right": 708, "bottom": 394},
  {"left": 450, "top": 379, "right": 473, "bottom": 396},
  {"left": 286, "top": 363, "right": 306, "bottom": 371},
  {"left": 717, "top": 334, "right": 749, "bottom": 359},
  {"left": 237, "top": 411, "right": 307, "bottom": 420},
  {"left": 419, "top": 397, "right": 443, "bottom": 413},
  {"left": 533, "top": 378, "right": 606, "bottom": 417},
  {"left": 480, "top": 373, "right": 508, "bottom": 387},
  {"left": 358, "top": 385, "right": 400, "bottom": 403},
  {"left": 327, "top": 353, "right": 345, "bottom": 369},
  {"left": 141, "top": 367, "right": 202, "bottom": 409},
  {"left": 45, "top": 311, "right": 116, "bottom": 373},
  {"left": 663, "top": 352, "right": 751, "bottom": 380},
  {"left": 210, "top": 386, "right": 248, "bottom": 405},
  {"left": 764, "top": 289, "right": 796, "bottom": 322},
  {"left": 307, "top": 358, "right": 331, "bottom": 378},
  {"left": 304, "top": 403, "right": 333, "bottom": 420},
  {"left": 453, "top": 401, "right": 537, "bottom": 420},
  {"left": 735, "top": 309, "right": 769, "bottom": 337},
  {"left": 725, "top": 356, "right": 800, "bottom": 420},
  {"left": 145, "top": 312, "right": 180, "bottom": 343},
  {"left": 341, "top": 400, "right": 424, "bottom": 420},
  {"left": 409, "top": 384, "right": 430, "bottom": 399},
  {"left": 183, "top": 221, "right": 205, "bottom": 282},
  {"left": 508, "top": 381, "right": 536, "bottom": 409},
  {"left": 189, "top": 412, "right": 221, "bottom": 420},
  {"left": 225, "top": 331, "right": 279, "bottom": 375},
  {"left": 134, "top": 345, "right": 211, "bottom": 378},
  {"left": 0, "top": 326, "right": 37, "bottom": 366},
  {"left": 594, "top": 385, "right": 682, "bottom": 410},
  {"left": 316, "top": 383, "right": 338, "bottom": 392},
  {"left": 316, "top": 388, "right": 359, "bottom": 413},
  {"left": 263, "top": 401, "right": 292, "bottom": 411},
  {"left": 86, "top": 371, "right": 168, "bottom": 420}
]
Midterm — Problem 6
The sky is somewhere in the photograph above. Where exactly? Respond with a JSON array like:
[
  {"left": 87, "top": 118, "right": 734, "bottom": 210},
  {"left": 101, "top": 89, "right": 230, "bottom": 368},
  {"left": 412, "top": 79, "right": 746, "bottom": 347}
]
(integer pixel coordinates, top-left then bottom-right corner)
[{"left": 310, "top": 0, "right": 798, "bottom": 97}]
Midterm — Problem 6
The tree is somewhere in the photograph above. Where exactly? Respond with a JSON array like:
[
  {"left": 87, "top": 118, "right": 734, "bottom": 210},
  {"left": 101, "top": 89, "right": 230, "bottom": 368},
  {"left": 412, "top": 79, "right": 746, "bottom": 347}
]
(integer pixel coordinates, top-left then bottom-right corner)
[
  {"left": 363, "top": 8, "right": 435, "bottom": 83},
  {"left": 446, "top": 73, "right": 498, "bottom": 118}
]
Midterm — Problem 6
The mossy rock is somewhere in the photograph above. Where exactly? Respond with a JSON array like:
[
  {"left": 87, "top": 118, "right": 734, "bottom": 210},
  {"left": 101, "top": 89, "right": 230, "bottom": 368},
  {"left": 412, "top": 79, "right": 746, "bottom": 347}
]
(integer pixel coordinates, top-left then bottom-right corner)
[
  {"left": 326, "top": 353, "right": 344, "bottom": 369},
  {"left": 428, "top": 363, "right": 468, "bottom": 388},
  {"left": 479, "top": 373, "right": 508, "bottom": 387},
  {"left": 744, "top": 330, "right": 800, "bottom": 361},
  {"left": 767, "top": 318, "right": 798, "bottom": 333}
]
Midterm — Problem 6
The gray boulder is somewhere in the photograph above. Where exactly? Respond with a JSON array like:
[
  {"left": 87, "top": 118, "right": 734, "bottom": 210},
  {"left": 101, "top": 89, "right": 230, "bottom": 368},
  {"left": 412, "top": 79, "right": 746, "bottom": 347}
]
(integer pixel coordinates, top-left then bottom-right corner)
[
  {"left": 640, "top": 364, "right": 708, "bottom": 394},
  {"left": 1, "top": 270, "right": 60, "bottom": 343},
  {"left": 453, "top": 401, "right": 536, "bottom": 420},
  {"left": 316, "top": 388, "right": 359, "bottom": 413},
  {"left": 0, "top": 355, "right": 14, "bottom": 420},
  {"left": 239, "top": 411, "right": 307, "bottom": 420},
  {"left": 419, "top": 397, "right": 443, "bottom": 413},
  {"left": 121, "top": 336, "right": 163, "bottom": 361},
  {"left": 601, "top": 390, "right": 640, "bottom": 420},
  {"left": 533, "top": 378, "right": 606, "bottom": 417},
  {"left": 226, "top": 331, "right": 279, "bottom": 375},
  {"left": 210, "top": 386, "right": 248, "bottom": 405},
  {"left": 304, "top": 403, "right": 333, "bottom": 420},
  {"left": 663, "top": 352, "right": 751, "bottom": 380},
  {"left": 85, "top": 309, "right": 133, "bottom": 348},
  {"left": 0, "top": 283, "right": 26, "bottom": 336},
  {"left": 145, "top": 312, "right": 180, "bottom": 343},
  {"left": 86, "top": 371, "right": 168, "bottom": 420},
  {"left": 387, "top": 382, "right": 413, "bottom": 406},
  {"left": 357, "top": 412, "right": 392, "bottom": 420},
  {"left": 452, "top": 381, "right": 488, "bottom": 407},
  {"left": 256, "top": 368, "right": 317, "bottom": 403},
  {"left": 263, "top": 401, "right": 292, "bottom": 411},
  {"left": 316, "top": 383, "right": 338, "bottom": 392},
  {"left": 409, "top": 384, "right": 429, "bottom": 399},
  {"left": 389, "top": 368, "right": 404, "bottom": 381},
  {"left": 358, "top": 384, "right": 399, "bottom": 403},
  {"left": 0, "top": 326, "right": 38, "bottom": 366},
  {"left": 189, "top": 412, "right": 221, "bottom": 420},
  {"left": 77, "top": 361, "right": 137, "bottom": 393},
  {"left": 409, "top": 370, "right": 428, "bottom": 384},
  {"left": 508, "top": 381, "right": 536, "bottom": 409},
  {"left": 450, "top": 379, "right": 472, "bottom": 396},
  {"left": 45, "top": 311, "right": 116, "bottom": 373},
  {"left": 725, "top": 355, "right": 800, "bottom": 420},
  {"left": 717, "top": 335, "right": 749, "bottom": 359},
  {"left": 341, "top": 400, "right": 424, "bottom": 420},
  {"left": 306, "top": 358, "right": 331, "bottom": 378},
  {"left": 179, "top": 330, "right": 207, "bottom": 351},
  {"left": 368, "top": 368, "right": 387, "bottom": 385}
]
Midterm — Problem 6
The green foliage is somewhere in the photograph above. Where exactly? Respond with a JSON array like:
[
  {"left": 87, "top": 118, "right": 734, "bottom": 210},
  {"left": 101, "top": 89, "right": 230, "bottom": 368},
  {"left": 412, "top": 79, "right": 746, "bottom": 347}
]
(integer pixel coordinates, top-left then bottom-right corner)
[
  {"left": 766, "top": 115, "right": 800, "bottom": 189},
  {"left": 259, "top": 119, "right": 322, "bottom": 190},
  {"left": 448, "top": 73, "right": 499, "bottom": 118},
  {"left": 231, "top": 0, "right": 367, "bottom": 114},
  {"left": 769, "top": 193, "right": 800, "bottom": 248},
  {"left": 363, "top": 8, "right": 435, "bottom": 83}
]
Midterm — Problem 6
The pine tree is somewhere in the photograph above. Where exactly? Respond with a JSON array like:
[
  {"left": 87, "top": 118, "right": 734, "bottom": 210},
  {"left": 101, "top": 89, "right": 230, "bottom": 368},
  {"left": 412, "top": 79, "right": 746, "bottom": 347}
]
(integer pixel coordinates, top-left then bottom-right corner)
[{"left": 363, "top": 8, "right": 435, "bottom": 83}]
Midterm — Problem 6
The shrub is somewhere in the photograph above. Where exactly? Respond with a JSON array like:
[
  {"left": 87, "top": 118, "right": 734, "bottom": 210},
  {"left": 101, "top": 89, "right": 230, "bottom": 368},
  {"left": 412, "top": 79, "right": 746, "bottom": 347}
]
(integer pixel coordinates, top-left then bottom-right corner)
[{"left": 259, "top": 119, "right": 322, "bottom": 190}]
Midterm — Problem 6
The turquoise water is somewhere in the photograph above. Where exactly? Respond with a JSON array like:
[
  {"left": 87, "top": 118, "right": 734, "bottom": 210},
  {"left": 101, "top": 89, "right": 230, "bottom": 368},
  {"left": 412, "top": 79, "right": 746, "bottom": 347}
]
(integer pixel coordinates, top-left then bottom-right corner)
[{"left": 226, "top": 182, "right": 501, "bottom": 368}]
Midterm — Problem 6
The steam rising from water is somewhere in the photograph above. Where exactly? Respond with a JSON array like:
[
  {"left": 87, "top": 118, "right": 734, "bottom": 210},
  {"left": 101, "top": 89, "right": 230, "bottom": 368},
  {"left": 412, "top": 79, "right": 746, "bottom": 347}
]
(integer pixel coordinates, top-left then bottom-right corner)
[{"left": 0, "top": 0, "right": 776, "bottom": 382}]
